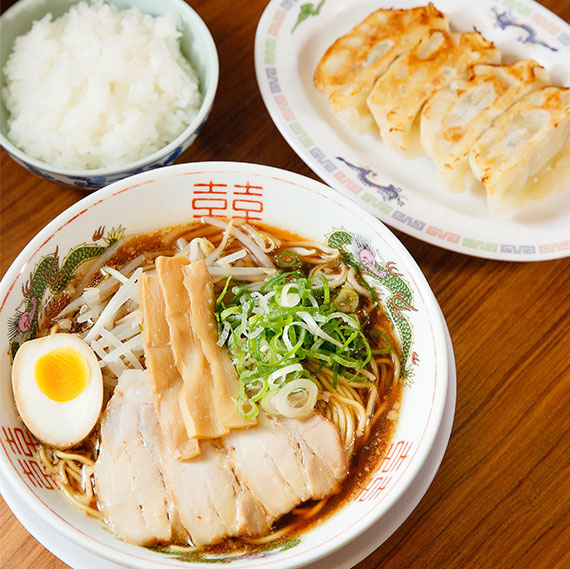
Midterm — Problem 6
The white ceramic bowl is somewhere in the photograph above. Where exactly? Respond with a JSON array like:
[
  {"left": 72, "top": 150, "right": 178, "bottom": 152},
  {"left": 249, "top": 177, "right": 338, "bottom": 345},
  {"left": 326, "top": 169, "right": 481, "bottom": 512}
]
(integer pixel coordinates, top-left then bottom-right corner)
[
  {"left": 0, "top": 162, "right": 450, "bottom": 568},
  {"left": 0, "top": 0, "right": 218, "bottom": 189}
]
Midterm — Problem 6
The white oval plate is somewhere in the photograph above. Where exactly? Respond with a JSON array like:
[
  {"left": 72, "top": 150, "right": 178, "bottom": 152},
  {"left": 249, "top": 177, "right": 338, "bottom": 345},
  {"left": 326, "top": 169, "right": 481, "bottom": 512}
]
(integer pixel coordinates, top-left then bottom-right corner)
[{"left": 254, "top": 0, "right": 570, "bottom": 261}]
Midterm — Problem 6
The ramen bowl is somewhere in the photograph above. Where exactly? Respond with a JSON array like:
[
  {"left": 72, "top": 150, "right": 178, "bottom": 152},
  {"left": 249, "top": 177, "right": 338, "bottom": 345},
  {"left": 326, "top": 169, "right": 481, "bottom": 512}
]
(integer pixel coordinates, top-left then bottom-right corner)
[
  {"left": 0, "top": 162, "right": 451, "bottom": 568},
  {"left": 0, "top": 0, "right": 218, "bottom": 190}
]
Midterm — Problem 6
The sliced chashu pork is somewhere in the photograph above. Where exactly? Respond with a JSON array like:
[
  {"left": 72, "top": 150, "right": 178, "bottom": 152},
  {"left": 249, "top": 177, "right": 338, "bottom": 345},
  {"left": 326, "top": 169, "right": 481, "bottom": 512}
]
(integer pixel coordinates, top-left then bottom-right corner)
[
  {"left": 95, "top": 370, "right": 348, "bottom": 547},
  {"left": 279, "top": 415, "right": 347, "bottom": 497},
  {"left": 420, "top": 59, "right": 549, "bottom": 192},
  {"left": 225, "top": 413, "right": 347, "bottom": 519},
  {"left": 95, "top": 369, "right": 270, "bottom": 546},
  {"left": 94, "top": 369, "right": 172, "bottom": 546},
  {"left": 225, "top": 413, "right": 311, "bottom": 518},
  {"left": 367, "top": 29, "right": 501, "bottom": 156},
  {"left": 137, "top": 375, "right": 271, "bottom": 546},
  {"left": 139, "top": 273, "right": 200, "bottom": 459},
  {"left": 313, "top": 3, "right": 450, "bottom": 134}
]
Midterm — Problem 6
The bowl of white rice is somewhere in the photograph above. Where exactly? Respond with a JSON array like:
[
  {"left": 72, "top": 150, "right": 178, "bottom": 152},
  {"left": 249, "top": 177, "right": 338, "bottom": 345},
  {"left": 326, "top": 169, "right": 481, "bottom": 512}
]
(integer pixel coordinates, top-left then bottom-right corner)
[{"left": 0, "top": 0, "right": 219, "bottom": 189}]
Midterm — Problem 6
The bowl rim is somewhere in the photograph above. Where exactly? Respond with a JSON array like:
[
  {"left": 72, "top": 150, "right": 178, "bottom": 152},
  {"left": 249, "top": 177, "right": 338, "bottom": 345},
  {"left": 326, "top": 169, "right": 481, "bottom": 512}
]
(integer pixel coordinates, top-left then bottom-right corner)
[
  {"left": 0, "top": 161, "right": 450, "bottom": 568},
  {"left": 0, "top": 0, "right": 219, "bottom": 177}
]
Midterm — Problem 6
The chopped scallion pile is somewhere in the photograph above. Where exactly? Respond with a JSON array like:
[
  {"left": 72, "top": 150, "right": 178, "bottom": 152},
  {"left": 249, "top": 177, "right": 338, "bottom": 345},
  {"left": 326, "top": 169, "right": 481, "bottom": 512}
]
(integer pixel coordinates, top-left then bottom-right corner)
[
  {"left": 216, "top": 271, "right": 373, "bottom": 419},
  {"left": 275, "top": 250, "right": 302, "bottom": 269}
]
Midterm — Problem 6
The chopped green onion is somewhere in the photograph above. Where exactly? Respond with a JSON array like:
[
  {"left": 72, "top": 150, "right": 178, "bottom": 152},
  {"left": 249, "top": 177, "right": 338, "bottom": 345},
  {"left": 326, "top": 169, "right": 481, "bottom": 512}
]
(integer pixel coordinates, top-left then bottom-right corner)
[
  {"left": 245, "top": 377, "right": 268, "bottom": 402},
  {"left": 350, "top": 263, "right": 378, "bottom": 304},
  {"left": 333, "top": 286, "right": 359, "bottom": 313},
  {"left": 235, "top": 395, "right": 259, "bottom": 420},
  {"left": 216, "top": 270, "right": 374, "bottom": 418},
  {"left": 276, "top": 250, "right": 302, "bottom": 269},
  {"left": 263, "top": 378, "right": 318, "bottom": 418},
  {"left": 370, "top": 329, "right": 392, "bottom": 355},
  {"left": 216, "top": 276, "right": 232, "bottom": 307}
]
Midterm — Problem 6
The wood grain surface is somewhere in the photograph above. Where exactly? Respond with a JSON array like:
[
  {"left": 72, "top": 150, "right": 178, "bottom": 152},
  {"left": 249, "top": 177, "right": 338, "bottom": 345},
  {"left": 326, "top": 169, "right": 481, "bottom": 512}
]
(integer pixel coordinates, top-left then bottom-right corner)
[{"left": 1, "top": 1, "right": 569, "bottom": 568}]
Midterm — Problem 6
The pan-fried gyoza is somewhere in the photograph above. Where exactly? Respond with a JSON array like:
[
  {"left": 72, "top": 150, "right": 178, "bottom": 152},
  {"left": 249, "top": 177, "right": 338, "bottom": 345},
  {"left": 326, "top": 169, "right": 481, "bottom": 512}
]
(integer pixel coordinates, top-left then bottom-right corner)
[{"left": 314, "top": 4, "right": 570, "bottom": 213}]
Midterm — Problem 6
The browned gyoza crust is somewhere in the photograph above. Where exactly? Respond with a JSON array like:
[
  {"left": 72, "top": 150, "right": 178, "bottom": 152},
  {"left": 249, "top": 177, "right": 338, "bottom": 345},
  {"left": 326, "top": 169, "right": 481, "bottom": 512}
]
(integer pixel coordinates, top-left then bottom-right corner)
[
  {"left": 469, "top": 85, "right": 570, "bottom": 213},
  {"left": 313, "top": 3, "right": 450, "bottom": 134},
  {"left": 420, "top": 59, "right": 550, "bottom": 192},
  {"left": 367, "top": 29, "right": 501, "bottom": 156}
]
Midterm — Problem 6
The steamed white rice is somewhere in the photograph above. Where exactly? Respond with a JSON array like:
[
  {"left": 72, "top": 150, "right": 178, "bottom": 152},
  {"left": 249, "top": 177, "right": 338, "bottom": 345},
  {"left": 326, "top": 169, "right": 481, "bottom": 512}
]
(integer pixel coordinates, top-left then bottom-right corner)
[{"left": 2, "top": 0, "right": 202, "bottom": 170}]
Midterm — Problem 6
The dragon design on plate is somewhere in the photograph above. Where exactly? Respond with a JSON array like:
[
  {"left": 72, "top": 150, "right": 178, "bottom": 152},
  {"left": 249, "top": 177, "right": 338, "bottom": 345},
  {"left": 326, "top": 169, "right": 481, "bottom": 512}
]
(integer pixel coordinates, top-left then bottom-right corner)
[
  {"left": 336, "top": 157, "right": 405, "bottom": 206},
  {"left": 7, "top": 226, "right": 124, "bottom": 360},
  {"left": 150, "top": 537, "right": 301, "bottom": 563},
  {"left": 491, "top": 7, "right": 559, "bottom": 52},
  {"left": 327, "top": 229, "right": 417, "bottom": 384},
  {"left": 292, "top": 1, "right": 326, "bottom": 32}
]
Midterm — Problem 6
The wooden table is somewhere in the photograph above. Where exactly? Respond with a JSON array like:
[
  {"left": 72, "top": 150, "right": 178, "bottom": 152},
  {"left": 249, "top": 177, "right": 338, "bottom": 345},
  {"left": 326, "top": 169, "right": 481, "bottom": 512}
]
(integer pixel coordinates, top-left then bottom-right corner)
[{"left": 1, "top": 1, "right": 569, "bottom": 568}]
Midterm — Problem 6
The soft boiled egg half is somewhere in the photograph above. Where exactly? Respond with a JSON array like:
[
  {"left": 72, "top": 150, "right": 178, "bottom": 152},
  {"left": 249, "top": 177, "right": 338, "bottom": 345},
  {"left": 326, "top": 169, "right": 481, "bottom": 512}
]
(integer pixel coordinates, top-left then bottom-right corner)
[{"left": 11, "top": 333, "right": 103, "bottom": 448}]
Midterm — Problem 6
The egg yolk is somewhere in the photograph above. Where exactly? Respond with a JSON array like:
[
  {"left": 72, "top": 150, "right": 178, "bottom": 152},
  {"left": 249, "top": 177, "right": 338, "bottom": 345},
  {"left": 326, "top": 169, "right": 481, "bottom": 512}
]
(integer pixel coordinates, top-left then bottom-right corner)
[{"left": 34, "top": 347, "right": 90, "bottom": 402}]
